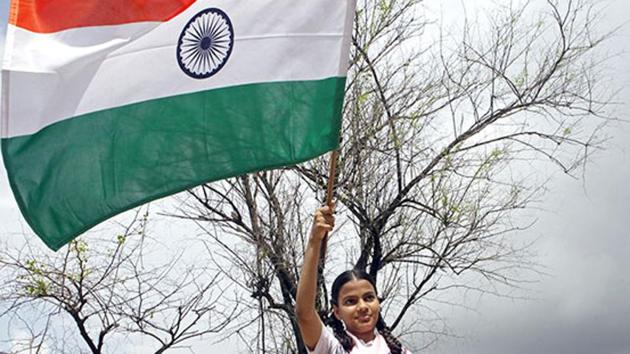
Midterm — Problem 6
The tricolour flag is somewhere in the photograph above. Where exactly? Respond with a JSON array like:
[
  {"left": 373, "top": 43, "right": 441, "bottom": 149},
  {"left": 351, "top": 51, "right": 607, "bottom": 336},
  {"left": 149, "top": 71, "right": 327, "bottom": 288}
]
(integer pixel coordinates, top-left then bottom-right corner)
[{"left": 1, "top": 0, "right": 356, "bottom": 250}]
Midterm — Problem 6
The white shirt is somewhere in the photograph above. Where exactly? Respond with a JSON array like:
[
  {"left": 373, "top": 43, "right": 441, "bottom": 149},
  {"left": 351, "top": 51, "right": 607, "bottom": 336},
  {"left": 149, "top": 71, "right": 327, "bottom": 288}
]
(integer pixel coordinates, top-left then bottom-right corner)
[{"left": 308, "top": 326, "right": 411, "bottom": 354}]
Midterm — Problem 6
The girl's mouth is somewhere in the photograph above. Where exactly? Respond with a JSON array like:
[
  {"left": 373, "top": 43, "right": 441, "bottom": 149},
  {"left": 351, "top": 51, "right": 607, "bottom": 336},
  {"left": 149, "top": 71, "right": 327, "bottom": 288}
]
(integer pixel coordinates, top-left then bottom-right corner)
[{"left": 357, "top": 314, "right": 372, "bottom": 322}]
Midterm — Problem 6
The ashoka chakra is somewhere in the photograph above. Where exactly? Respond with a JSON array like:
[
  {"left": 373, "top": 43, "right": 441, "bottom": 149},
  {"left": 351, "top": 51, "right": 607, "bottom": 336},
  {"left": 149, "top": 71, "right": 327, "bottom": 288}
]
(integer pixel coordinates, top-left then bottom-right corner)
[{"left": 177, "top": 8, "right": 234, "bottom": 79}]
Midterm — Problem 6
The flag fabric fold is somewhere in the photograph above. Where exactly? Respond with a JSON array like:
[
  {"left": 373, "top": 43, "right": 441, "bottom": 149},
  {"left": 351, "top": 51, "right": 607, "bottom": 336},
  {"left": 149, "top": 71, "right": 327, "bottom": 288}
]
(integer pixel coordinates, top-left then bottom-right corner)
[{"left": 1, "top": 0, "right": 356, "bottom": 250}]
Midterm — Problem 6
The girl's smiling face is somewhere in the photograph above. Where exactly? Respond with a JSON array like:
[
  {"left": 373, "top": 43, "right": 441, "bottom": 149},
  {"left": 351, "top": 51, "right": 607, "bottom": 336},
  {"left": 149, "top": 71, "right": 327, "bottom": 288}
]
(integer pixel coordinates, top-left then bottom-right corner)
[{"left": 333, "top": 279, "right": 380, "bottom": 342}]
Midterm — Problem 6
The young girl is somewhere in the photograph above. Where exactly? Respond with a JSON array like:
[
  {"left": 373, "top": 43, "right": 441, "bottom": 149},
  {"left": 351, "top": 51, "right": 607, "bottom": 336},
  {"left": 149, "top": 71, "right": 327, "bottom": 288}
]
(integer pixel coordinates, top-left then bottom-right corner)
[{"left": 296, "top": 205, "right": 410, "bottom": 354}]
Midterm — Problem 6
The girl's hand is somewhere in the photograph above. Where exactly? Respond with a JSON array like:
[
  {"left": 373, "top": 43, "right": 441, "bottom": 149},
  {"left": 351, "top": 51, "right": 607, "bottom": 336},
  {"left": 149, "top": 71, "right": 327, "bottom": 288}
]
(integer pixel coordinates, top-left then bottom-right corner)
[{"left": 310, "top": 203, "right": 335, "bottom": 242}]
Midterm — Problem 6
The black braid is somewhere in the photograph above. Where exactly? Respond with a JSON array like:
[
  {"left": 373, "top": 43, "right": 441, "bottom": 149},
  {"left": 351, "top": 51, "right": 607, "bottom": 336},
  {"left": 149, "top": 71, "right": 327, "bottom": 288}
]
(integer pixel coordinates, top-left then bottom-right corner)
[
  {"left": 376, "top": 315, "right": 403, "bottom": 354},
  {"left": 325, "top": 314, "right": 355, "bottom": 352}
]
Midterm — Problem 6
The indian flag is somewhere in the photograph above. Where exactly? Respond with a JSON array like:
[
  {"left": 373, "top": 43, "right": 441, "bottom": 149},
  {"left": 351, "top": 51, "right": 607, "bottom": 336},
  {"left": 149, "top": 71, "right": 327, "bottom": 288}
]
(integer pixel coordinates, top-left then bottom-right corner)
[{"left": 1, "top": 0, "right": 356, "bottom": 250}]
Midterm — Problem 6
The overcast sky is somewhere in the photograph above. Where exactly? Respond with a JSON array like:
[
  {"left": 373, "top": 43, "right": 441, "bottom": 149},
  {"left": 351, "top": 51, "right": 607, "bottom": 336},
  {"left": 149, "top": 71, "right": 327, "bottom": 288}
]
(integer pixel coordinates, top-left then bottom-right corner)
[
  {"left": 1, "top": 1, "right": 629, "bottom": 354},
  {"left": 425, "top": 1, "right": 630, "bottom": 354}
]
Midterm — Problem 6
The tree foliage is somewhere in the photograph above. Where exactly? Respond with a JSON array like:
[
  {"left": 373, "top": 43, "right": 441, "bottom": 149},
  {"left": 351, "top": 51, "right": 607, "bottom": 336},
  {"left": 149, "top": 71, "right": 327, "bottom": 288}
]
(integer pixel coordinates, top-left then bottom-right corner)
[{"left": 0, "top": 210, "right": 239, "bottom": 353}]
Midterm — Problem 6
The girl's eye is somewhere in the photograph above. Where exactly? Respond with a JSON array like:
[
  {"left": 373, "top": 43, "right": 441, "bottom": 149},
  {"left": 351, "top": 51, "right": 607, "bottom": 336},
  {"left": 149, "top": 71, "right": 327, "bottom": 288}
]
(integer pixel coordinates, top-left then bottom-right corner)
[
  {"left": 344, "top": 298, "right": 357, "bottom": 305},
  {"left": 364, "top": 294, "right": 375, "bottom": 302}
]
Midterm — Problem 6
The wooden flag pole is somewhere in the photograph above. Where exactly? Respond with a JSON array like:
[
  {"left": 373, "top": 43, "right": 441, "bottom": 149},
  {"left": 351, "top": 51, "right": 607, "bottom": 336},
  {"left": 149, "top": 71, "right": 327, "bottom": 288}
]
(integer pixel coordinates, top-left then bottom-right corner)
[
  {"left": 325, "top": 150, "right": 338, "bottom": 207},
  {"left": 319, "top": 149, "right": 339, "bottom": 266}
]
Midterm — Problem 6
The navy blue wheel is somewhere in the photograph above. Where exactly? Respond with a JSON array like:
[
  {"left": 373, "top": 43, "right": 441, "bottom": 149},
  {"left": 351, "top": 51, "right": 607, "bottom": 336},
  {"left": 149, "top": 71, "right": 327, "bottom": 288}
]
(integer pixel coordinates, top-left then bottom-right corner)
[{"left": 177, "top": 8, "right": 234, "bottom": 79}]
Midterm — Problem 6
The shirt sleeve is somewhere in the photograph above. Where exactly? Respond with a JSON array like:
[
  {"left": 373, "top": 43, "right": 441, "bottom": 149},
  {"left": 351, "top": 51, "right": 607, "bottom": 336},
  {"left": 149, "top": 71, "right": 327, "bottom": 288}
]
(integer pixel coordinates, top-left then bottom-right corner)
[{"left": 308, "top": 326, "right": 344, "bottom": 354}]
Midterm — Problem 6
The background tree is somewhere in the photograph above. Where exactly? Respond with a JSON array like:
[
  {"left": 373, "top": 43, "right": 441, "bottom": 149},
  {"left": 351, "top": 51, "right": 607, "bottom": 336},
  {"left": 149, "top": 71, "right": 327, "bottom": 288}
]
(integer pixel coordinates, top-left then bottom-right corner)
[
  {"left": 173, "top": 0, "right": 614, "bottom": 352},
  {"left": 0, "top": 209, "right": 241, "bottom": 353}
]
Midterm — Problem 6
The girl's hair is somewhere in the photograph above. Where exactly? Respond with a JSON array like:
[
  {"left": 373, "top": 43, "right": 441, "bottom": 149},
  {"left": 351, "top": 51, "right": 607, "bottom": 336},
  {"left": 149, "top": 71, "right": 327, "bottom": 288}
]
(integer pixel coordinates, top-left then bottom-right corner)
[{"left": 327, "top": 269, "right": 403, "bottom": 354}]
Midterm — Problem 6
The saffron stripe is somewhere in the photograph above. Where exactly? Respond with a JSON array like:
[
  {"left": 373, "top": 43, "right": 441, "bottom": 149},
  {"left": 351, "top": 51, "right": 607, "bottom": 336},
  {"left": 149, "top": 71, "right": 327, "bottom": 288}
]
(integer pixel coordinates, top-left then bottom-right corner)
[{"left": 9, "top": 0, "right": 196, "bottom": 33}]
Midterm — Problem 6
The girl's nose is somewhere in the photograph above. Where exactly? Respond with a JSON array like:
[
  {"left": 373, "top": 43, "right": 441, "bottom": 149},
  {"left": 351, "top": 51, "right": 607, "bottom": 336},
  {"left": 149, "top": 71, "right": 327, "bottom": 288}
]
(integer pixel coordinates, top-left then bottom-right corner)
[{"left": 357, "top": 299, "right": 368, "bottom": 310}]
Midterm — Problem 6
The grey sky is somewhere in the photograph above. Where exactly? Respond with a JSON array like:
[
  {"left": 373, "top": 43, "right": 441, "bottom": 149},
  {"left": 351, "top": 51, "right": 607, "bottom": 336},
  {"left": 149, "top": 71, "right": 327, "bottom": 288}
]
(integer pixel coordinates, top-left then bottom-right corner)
[
  {"left": 1, "top": 0, "right": 630, "bottom": 353},
  {"left": 426, "top": 1, "right": 630, "bottom": 354}
]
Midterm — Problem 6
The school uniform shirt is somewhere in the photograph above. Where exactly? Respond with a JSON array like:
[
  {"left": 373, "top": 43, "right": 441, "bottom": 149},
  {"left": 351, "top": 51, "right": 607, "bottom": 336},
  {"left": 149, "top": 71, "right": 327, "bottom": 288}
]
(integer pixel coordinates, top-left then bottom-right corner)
[{"left": 308, "top": 326, "right": 411, "bottom": 354}]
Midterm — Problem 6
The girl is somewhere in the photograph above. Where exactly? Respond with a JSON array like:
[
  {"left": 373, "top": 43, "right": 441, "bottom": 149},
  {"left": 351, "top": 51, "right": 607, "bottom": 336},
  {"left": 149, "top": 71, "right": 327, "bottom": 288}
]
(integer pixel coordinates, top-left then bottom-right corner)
[{"left": 296, "top": 205, "right": 410, "bottom": 354}]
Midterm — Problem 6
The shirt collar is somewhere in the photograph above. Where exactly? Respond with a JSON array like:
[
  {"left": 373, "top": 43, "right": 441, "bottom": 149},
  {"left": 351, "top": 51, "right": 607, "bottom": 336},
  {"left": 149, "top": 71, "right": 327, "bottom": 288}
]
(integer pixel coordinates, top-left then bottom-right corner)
[{"left": 346, "top": 328, "right": 379, "bottom": 346}]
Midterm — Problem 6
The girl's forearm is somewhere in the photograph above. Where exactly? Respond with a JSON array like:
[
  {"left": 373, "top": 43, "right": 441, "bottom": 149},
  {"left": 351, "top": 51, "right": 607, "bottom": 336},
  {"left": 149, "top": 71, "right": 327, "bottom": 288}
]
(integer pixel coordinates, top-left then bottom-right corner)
[
  {"left": 295, "top": 205, "right": 333, "bottom": 348},
  {"left": 296, "top": 236, "right": 322, "bottom": 316}
]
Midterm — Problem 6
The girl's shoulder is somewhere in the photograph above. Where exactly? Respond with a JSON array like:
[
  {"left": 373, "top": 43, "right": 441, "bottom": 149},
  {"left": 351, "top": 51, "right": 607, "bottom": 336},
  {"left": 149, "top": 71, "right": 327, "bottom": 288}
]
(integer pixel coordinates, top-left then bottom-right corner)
[{"left": 308, "top": 326, "right": 348, "bottom": 354}]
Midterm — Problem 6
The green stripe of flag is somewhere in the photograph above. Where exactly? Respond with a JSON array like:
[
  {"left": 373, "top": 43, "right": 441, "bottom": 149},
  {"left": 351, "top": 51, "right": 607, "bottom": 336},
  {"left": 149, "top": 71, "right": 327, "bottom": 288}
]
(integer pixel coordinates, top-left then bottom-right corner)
[{"left": 2, "top": 77, "right": 345, "bottom": 250}]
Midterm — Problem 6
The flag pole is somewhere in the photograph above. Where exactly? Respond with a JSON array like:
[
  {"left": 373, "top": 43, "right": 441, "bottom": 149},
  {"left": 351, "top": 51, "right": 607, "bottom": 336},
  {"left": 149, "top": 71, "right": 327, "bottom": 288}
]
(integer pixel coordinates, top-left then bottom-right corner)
[{"left": 319, "top": 149, "right": 339, "bottom": 266}]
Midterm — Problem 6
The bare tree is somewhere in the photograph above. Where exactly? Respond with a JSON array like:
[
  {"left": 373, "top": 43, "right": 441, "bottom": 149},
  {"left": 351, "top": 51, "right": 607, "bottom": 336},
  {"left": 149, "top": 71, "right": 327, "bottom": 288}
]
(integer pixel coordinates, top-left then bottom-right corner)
[
  {"left": 0, "top": 209, "right": 241, "bottom": 353},
  {"left": 173, "top": 174, "right": 311, "bottom": 353},
  {"left": 169, "top": 0, "right": 615, "bottom": 352}
]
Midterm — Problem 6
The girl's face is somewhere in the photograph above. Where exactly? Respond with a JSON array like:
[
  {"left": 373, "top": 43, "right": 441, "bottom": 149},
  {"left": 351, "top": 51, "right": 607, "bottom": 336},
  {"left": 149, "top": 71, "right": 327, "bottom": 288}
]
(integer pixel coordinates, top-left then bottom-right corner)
[{"left": 333, "top": 279, "right": 380, "bottom": 341}]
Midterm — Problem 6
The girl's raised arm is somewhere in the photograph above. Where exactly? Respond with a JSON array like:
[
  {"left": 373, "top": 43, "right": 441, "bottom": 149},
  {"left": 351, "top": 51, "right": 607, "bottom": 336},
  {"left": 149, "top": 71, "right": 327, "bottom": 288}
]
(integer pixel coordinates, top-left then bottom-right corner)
[{"left": 295, "top": 204, "right": 334, "bottom": 350}]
